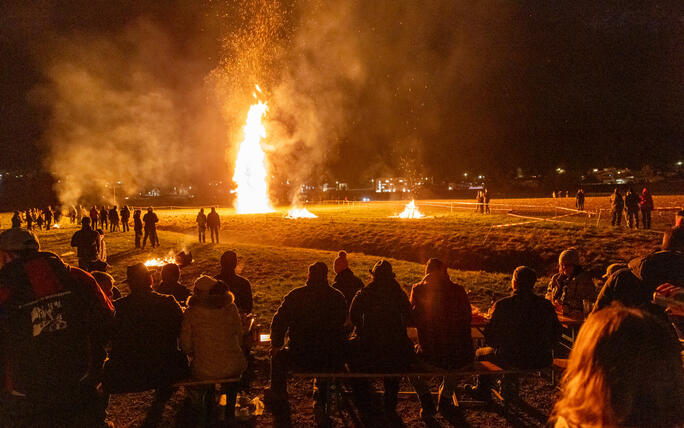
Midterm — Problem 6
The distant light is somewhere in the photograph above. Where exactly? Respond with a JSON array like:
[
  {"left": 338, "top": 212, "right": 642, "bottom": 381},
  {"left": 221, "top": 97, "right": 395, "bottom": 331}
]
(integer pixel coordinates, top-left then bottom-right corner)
[
  {"left": 362, "top": 197, "right": 370, "bottom": 202},
  {"left": 677, "top": 161, "right": 683, "bottom": 166},
  {"left": 463, "top": 173, "right": 468, "bottom": 177},
  {"left": 593, "top": 168, "right": 598, "bottom": 172},
  {"left": 478, "top": 175, "right": 483, "bottom": 179}
]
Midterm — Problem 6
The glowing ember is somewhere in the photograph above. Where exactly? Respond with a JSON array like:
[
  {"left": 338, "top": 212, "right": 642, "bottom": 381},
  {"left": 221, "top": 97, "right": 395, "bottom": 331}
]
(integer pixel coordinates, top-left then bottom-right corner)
[
  {"left": 53, "top": 224, "right": 60, "bottom": 229},
  {"left": 232, "top": 85, "right": 273, "bottom": 214},
  {"left": 286, "top": 207, "right": 318, "bottom": 219},
  {"left": 144, "top": 257, "right": 176, "bottom": 267},
  {"left": 397, "top": 200, "right": 424, "bottom": 219}
]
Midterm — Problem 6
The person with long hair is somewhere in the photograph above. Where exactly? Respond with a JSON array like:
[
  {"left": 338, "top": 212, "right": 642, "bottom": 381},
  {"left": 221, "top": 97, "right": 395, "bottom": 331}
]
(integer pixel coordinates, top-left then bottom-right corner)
[{"left": 551, "top": 304, "right": 684, "bottom": 428}]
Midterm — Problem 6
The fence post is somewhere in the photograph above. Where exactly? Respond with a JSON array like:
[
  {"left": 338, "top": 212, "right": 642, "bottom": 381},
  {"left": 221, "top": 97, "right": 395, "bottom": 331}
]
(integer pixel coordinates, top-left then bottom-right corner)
[{"left": 596, "top": 210, "right": 602, "bottom": 228}]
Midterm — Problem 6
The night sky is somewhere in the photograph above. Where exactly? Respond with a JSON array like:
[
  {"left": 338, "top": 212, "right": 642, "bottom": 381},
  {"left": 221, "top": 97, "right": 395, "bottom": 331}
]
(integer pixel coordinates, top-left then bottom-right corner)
[{"left": 1, "top": 0, "right": 682, "bottom": 186}]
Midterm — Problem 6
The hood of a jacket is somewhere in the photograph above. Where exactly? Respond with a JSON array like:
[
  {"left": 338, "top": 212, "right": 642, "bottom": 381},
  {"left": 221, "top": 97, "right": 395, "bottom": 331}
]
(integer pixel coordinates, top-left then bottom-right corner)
[{"left": 188, "top": 292, "right": 234, "bottom": 309}]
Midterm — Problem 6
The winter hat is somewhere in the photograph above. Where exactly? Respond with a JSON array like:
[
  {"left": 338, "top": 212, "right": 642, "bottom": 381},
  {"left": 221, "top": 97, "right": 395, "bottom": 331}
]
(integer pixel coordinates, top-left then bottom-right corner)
[
  {"left": 194, "top": 275, "right": 219, "bottom": 293},
  {"left": 559, "top": 248, "right": 580, "bottom": 266},
  {"left": 370, "top": 259, "right": 394, "bottom": 279},
  {"left": 602, "top": 263, "right": 627, "bottom": 279},
  {"left": 0, "top": 228, "right": 39, "bottom": 252},
  {"left": 334, "top": 251, "right": 349, "bottom": 274}
]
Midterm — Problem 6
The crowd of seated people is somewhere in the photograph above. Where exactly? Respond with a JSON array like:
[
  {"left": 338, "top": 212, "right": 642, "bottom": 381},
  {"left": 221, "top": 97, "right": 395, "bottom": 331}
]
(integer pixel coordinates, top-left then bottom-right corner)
[{"left": 0, "top": 223, "right": 682, "bottom": 428}]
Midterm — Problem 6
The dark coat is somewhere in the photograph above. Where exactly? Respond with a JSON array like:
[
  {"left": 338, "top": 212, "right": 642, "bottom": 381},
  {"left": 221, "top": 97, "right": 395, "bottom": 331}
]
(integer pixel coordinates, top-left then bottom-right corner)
[
  {"left": 610, "top": 192, "right": 624, "bottom": 210},
  {"left": 90, "top": 208, "right": 99, "bottom": 222},
  {"left": 142, "top": 212, "right": 158, "bottom": 229},
  {"left": 104, "top": 290, "right": 187, "bottom": 392},
  {"left": 639, "top": 190, "right": 654, "bottom": 210},
  {"left": 108, "top": 208, "right": 119, "bottom": 223},
  {"left": 11, "top": 213, "right": 21, "bottom": 228},
  {"left": 349, "top": 277, "right": 415, "bottom": 371},
  {"left": 625, "top": 192, "right": 639, "bottom": 212},
  {"left": 207, "top": 211, "right": 220, "bottom": 228},
  {"left": 594, "top": 268, "right": 667, "bottom": 320},
  {"left": 484, "top": 289, "right": 561, "bottom": 369},
  {"left": 133, "top": 215, "right": 143, "bottom": 233},
  {"left": 628, "top": 250, "right": 684, "bottom": 292},
  {"left": 410, "top": 273, "right": 474, "bottom": 368},
  {"left": 270, "top": 279, "right": 347, "bottom": 369},
  {"left": 156, "top": 281, "right": 191, "bottom": 306},
  {"left": 196, "top": 212, "right": 207, "bottom": 228},
  {"left": 120, "top": 207, "right": 130, "bottom": 220},
  {"left": 70, "top": 227, "right": 100, "bottom": 261},
  {"left": 215, "top": 271, "right": 253, "bottom": 313},
  {"left": 332, "top": 268, "right": 364, "bottom": 310}
]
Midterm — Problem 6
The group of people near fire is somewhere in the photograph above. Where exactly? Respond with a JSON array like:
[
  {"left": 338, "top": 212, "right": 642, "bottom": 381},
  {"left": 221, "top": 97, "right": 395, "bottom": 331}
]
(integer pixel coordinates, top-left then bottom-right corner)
[{"left": 0, "top": 208, "right": 682, "bottom": 428}]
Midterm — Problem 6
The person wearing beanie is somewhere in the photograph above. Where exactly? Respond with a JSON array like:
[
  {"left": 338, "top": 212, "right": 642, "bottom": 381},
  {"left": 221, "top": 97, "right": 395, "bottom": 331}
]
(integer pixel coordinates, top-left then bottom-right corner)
[
  {"left": 215, "top": 250, "right": 253, "bottom": 314},
  {"left": 332, "top": 250, "right": 364, "bottom": 311},
  {"left": 156, "top": 263, "right": 190, "bottom": 306},
  {"left": 103, "top": 262, "right": 188, "bottom": 403},
  {"left": 546, "top": 248, "right": 597, "bottom": 318},
  {"left": 409, "top": 258, "right": 474, "bottom": 422},
  {"left": 468, "top": 266, "right": 561, "bottom": 403},
  {"left": 268, "top": 261, "right": 347, "bottom": 426},
  {"left": 181, "top": 275, "right": 247, "bottom": 420},
  {"left": 348, "top": 259, "right": 415, "bottom": 423}
]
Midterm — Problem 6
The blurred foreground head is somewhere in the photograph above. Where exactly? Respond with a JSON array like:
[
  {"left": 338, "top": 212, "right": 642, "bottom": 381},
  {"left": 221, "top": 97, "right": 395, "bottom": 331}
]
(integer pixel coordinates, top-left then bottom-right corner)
[
  {"left": 220, "top": 250, "right": 237, "bottom": 272},
  {"left": 0, "top": 229, "right": 40, "bottom": 268},
  {"left": 308, "top": 261, "right": 328, "bottom": 283},
  {"left": 552, "top": 304, "right": 684, "bottom": 428},
  {"left": 126, "top": 263, "right": 152, "bottom": 292},
  {"left": 161, "top": 263, "right": 180, "bottom": 283},
  {"left": 370, "top": 259, "right": 394, "bottom": 280},
  {"left": 425, "top": 258, "right": 446, "bottom": 276}
]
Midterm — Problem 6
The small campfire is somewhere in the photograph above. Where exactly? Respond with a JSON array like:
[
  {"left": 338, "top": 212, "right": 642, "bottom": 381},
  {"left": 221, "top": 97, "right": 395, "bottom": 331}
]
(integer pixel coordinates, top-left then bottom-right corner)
[
  {"left": 144, "top": 257, "right": 176, "bottom": 267},
  {"left": 396, "top": 200, "right": 424, "bottom": 219},
  {"left": 53, "top": 224, "right": 61, "bottom": 229},
  {"left": 144, "top": 250, "right": 193, "bottom": 268},
  {"left": 286, "top": 207, "right": 317, "bottom": 219}
]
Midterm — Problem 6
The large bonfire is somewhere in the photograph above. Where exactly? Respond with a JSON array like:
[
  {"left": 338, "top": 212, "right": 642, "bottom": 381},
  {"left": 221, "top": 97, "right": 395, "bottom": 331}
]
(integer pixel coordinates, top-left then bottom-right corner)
[
  {"left": 233, "top": 85, "right": 274, "bottom": 214},
  {"left": 397, "top": 200, "right": 425, "bottom": 219}
]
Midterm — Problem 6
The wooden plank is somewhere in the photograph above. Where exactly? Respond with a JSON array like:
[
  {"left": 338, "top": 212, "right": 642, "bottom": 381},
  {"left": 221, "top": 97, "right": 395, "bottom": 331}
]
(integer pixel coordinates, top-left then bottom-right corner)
[{"left": 174, "top": 377, "right": 241, "bottom": 387}]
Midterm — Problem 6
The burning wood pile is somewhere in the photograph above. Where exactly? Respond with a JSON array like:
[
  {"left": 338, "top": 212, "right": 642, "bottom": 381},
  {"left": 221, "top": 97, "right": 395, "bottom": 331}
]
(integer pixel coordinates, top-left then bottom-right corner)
[
  {"left": 285, "top": 207, "right": 317, "bottom": 219},
  {"left": 396, "top": 200, "right": 425, "bottom": 219},
  {"left": 144, "top": 251, "right": 193, "bottom": 268}
]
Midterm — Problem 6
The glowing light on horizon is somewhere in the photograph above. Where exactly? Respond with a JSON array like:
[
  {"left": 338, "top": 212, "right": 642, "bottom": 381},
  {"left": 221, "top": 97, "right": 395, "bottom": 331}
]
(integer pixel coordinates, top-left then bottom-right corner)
[{"left": 233, "top": 85, "right": 273, "bottom": 214}]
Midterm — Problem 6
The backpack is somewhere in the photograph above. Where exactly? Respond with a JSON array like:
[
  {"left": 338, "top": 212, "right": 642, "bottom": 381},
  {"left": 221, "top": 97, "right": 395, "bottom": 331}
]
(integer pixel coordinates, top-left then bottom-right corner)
[{"left": 0, "top": 253, "right": 93, "bottom": 402}]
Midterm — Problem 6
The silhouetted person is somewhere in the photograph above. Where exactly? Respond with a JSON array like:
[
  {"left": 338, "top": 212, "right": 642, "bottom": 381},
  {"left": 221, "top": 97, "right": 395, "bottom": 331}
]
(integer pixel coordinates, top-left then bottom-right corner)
[
  {"left": 207, "top": 207, "right": 220, "bottom": 243},
  {"left": 90, "top": 206, "right": 99, "bottom": 227},
  {"left": 0, "top": 228, "right": 114, "bottom": 427},
  {"left": 156, "top": 263, "right": 190, "bottom": 306},
  {"left": 99, "top": 206, "right": 108, "bottom": 230},
  {"left": 547, "top": 248, "right": 597, "bottom": 318},
  {"left": 331, "top": 250, "right": 363, "bottom": 313},
  {"left": 196, "top": 208, "right": 207, "bottom": 243},
  {"left": 70, "top": 217, "right": 101, "bottom": 271},
  {"left": 640, "top": 187, "right": 654, "bottom": 229},
  {"left": 120, "top": 205, "right": 130, "bottom": 232},
  {"left": 215, "top": 250, "right": 253, "bottom": 314},
  {"left": 610, "top": 188, "right": 624, "bottom": 226},
  {"left": 410, "top": 258, "right": 474, "bottom": 422},
  {"left": 35, "top": 212, "right": 44, "bottom": 230},
  {"left": 103, "top": 263, "right": 188, "bottom": 419},
  {"left": 625, "top": 187, "right": 640, "bottom": 229},
  {"left": 575, "top": 189, "right": 585, "bottom": 211},
  {"left": 268, "top": 262, "right": 346, "bottom": 426},
  {"left": 24, "top": 209, "right": 33, "bottom": 230},
  {"left": 133, "top": 209, "right": 143, "bottom": 248},
  {"left": 108, "top": 206, "right": 120, "bottom": 232},
  {"left": 11, "top": 211, "right": 21, "bottom": 228},
  {"left": 475, "top": 190, "right": 484, "bottom": 213},
  {"left": 142, "top": 207, "right": 159, "bottom": 249},
  {"left": 483, "top": 188, "right": 491, "bottom": 214},
  {"left": 470, "top": 266, "right": 561, "bottom": 402},
  {"left": 91, "top": 270, "right": 122, "bottom": 301},
  {"left": 43, "top": 207, "right": 53, "bottom": 230}
]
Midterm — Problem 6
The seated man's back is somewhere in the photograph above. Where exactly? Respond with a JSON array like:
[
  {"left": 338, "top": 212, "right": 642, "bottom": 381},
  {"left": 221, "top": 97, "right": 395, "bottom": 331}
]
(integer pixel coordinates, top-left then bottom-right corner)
[{"left": 486, "top": 268, "right": 561, "bottom": 369}]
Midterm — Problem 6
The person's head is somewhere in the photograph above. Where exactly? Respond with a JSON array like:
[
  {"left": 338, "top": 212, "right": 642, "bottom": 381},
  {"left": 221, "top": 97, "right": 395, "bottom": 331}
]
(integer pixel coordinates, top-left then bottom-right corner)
[
  {"left": 662, "top": 228, "right": 684, "bottom": 252},
  {"left": 134, "top": 209, "right": 141, "bottom": 217},
  {"left": 559, "top": 248, "right": 581, "bottom": 276},
  {"left": 642, "top": 187, "right": 649, "bottom": 194},
  {"left": 211, "top": 207, "right": 216, "bottom": 212},
  {"left": 91, "top": 271, "right": 115, "bottom": 298},
  {"left": 200, "top": 208, "right": 204, "bottom": 213},
  {"left": 81, "top": 217, "right": 91, "bottom": 228},
  {"left": 308, "top": 261, "right": 328, "bottom": 283},
  {"left": 552, "top": 305, "right": 684, "bottom": 428},
  {"left": 0, "top": 228, "right": 40, "bottom": 269},
  {"left": 161, "top": 263, "right": 180, "bottom": 283},
  {"left": 147, "top": 207, "right": 153, "bottom": 213},
  {"left": 220, "top": 250, "right": 237, "bottom": 272},
  {"left": 334, "top": 250, "right": 349, "bottom": 274},
  {"left": 370, "top": 259, "right": 394, "bottom": 281},
  {"left": 126, "top": 263, "right": 152, "bottom": 293},
  {"left": 602, "top": 263, "right": 627, "bottom": 280},
  {"left": 511, "top": 266, "right": 536, "bottom": 291},
  {"left": 425, "top": 258, "right": 446, "bottom": 276},
  {"left": 113, "top": 205, "right": 117, "bottom": 209}
]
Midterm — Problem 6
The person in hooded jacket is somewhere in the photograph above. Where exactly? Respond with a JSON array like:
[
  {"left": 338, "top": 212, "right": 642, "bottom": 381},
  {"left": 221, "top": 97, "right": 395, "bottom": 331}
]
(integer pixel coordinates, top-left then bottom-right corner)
[
  {"left": 70, "top": 217, "right": 101, "bottom": 271},
  {"left": 108, "top": 206, "right": 119, "bottom": 232},
  {"left": 547, "top": 248, "right": 597, "bottom": 318},
  {"left": 348, "top": 259, "right": 415, "bottom": 422},
  {"left": 11, "top": 211, "right": 22, "bottom": 228},
  {"left": 215, "top": 250, "right": 253, "bottom": 314},
  {"left": 409, "top": 258, "right": 474, "bottom": 422},
  {"left": 133, "top": 209, "right": 143, "bottom": 248},
  {"left": 181, "top": 275, "right": 247, "bottom": 421},
  {"left": 120, "top": 205, "right": 130, "bottom": 232},
  {"left": 331, "top": 250, "right": 364, "bottom": 311},
  {"left": 99, "top": 206, "right": 108, "bottom": 230},
  {"left": 207, "top": 207, "right": 220, "bottom": 243},
  {"left": 639, "top": 187, "right": 654, "bottom": 229},
  {"left": 196, "top": 208, "right": 207, "bottom": 243},
  {"left": 268, "top": 262, "right": 347, "bottom": 427}
]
